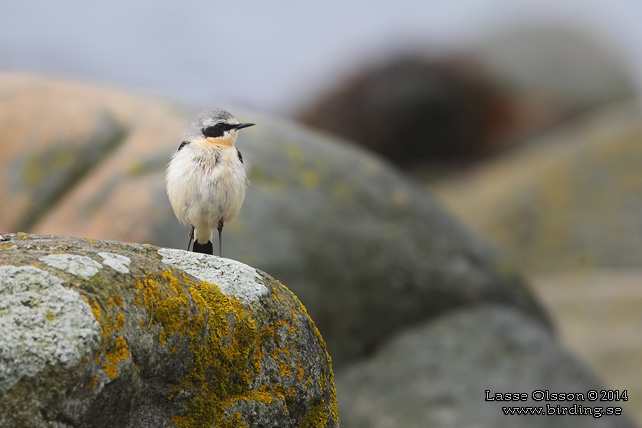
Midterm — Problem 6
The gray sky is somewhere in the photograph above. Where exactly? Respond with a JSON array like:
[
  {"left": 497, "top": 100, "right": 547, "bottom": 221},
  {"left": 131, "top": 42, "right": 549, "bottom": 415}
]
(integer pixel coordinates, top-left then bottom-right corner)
[{"left": 1, "top": 0, "right": 640, "bottom": 112}]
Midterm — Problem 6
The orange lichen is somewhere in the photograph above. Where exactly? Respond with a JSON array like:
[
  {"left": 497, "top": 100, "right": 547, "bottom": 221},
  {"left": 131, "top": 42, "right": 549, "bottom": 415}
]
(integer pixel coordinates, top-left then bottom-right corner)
[
  {"left": 114, "top": 313, "right": 125, "bottom": 331},
  {"left": 279, "top": 359, "right": 292, "bottom": 378},
  {"left": 114, "top": 294, "right": 124, "bottom": 308},
  {"left": 104, "top": 337, "right": 130, "bottom": 379},
  {"left": 297, "top": 363, "right": 305, "bottom": 382},
  {"left": 82, "top": 291, "right": 130, "bottom": 381},
  {"left": 91, "top": 374, "right": 98, "bottom": 390}
]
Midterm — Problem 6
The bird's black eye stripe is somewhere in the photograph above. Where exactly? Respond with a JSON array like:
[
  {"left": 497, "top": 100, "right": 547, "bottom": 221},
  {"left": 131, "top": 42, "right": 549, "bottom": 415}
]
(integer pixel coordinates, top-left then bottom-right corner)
[
  {"left": 202, "top": 125, "right": 224, "bottom": 138},
  {"left": 202, "top": 123, "right": 237, "bottom": 138}
]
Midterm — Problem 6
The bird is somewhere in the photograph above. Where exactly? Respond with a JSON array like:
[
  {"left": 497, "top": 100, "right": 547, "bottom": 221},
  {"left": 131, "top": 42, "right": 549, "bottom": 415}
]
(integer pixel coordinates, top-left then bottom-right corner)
[{"left": 165, "top": 108, "right": 254, "bottom": 257}]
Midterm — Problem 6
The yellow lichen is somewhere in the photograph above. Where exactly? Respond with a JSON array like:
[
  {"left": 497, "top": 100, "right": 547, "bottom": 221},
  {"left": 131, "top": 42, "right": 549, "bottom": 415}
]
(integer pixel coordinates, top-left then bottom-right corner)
[
  {"left": 279, "top": 359, "right": 292, "bottom": 378},
  {"left": 86, "top": 298, "right": 102, "bottom": 322},
  {"left": 297, "top": 363, "right": 305, "bottom": 382},
  {"left": 82, "top": 292, "right": 131, "bottom": 381},
  {"left": 104, "top": 337, "right": 130, "bottom": 379},
  {"left": 221, "top": 412, "right": 247, "bottom": 428},
  {"left": 133, "top": 269, "right": 269, "bottom": 427},
  {"left": 129, "top": 267, "right": 340, "bottom": 427},
  {"left": 301, "top": 169, "right": 319, "bottom": 189},
  {"left": 114, "top": 294, "right": 124, "bottom": 308},
  {"left": 114, "top": 313, "right": 126, "bottom": 331}
]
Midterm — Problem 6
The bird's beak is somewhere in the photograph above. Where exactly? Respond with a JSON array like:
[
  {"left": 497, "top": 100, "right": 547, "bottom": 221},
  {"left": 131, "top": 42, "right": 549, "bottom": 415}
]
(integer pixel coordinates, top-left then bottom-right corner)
[{"left": 234, "top": 123, "right": 255, "bottom": 130}]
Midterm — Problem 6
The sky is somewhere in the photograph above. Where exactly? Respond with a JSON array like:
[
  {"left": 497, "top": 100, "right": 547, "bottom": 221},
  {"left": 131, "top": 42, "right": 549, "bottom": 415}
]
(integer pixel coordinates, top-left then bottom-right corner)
[{"left": 1, "top": 0, "right": 641, "bottom": 113}]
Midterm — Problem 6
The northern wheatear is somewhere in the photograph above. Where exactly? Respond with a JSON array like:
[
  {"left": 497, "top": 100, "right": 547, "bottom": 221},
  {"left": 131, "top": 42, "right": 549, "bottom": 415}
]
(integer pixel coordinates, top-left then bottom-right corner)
[{"left": 166, "top": 108, "right": 254, "bottom": 256}]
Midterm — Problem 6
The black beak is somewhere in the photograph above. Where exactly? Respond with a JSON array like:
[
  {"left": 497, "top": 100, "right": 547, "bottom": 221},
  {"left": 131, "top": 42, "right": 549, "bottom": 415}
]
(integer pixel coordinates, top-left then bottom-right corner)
[{"left": 234, "top": 123, "right": 255, "bottom": 130}]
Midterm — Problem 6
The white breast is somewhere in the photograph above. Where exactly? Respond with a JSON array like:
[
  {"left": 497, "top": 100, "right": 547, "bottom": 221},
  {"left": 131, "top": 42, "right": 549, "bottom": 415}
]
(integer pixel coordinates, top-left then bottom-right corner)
[{"left": 166, "top": 142, "right": 247, "bottom": 241}]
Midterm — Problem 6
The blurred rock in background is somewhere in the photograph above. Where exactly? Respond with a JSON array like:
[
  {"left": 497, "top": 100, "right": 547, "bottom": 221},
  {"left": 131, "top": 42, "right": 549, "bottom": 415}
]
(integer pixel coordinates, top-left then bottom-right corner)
[
  {"left": 295, "top": 26, "right": 635, "bottom": 179},
  {"left": 433, "top": 103, "right": 642, "bottom": 273},
  {"left": 471, "top": 26, "right": 634, "bottom": 130},
  {"left": 1, "top": 73, "right": 636, "bottom": 427},
  {"left": 296, "top": 55, "right": 517, "bottom": 169},
  {"left": 432, "top": 102, "right": 642, "bottom": 419},
  {"left": 291, "top": 24, "right": 642, "bottom": 425}
]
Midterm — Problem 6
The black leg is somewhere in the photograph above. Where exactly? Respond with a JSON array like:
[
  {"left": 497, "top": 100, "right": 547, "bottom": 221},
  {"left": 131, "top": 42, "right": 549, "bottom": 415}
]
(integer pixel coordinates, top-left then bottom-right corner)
[
  {"left": 187, "top": 225, "right": 194, "bottom": 251},
  {"left": 217, "top": 220, "right": 224, "bottom": 257}
]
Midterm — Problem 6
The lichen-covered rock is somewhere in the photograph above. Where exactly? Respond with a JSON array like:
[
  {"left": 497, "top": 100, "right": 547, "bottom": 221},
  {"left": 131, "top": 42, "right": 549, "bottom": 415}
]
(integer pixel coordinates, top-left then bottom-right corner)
[
  {"left": 0, "top": 233, "right": 339, "bottom": 428},
  {"left": 0, "top": 73, "right": 550, "bottom": 368},
  {"left": 336, "top": 306, "right": 636, "bottom": 428}
]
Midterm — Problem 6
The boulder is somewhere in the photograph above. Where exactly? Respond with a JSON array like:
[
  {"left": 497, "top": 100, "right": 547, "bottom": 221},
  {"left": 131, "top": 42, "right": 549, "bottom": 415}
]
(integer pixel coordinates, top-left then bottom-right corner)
[
  {"left": 0, "top": 233, "right": 339, "bottom": 428},
  {"left": 536, "top": 270, "right": 642, "bottom": 423},
  {"left": 433, "top": 102, "right": 642, "bottom": 273},
  {"left": 295, "top": 55, "right": 517, "bottom": 165},
  {"left": 0, "top": 73, "right": 550, "bottom": 367},
  {"left": 431, "top": 102, "right": 642, "bottom": 426},
  {"left": 336, "top": 305, "right": 636, "bottom": 428}
]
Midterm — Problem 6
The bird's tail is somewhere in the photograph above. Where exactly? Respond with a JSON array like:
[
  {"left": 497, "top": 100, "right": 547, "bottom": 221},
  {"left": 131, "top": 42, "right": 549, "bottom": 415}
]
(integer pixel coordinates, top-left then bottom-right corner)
[{"left": 192, "top": 240, "right": 214, "bottom": 255}]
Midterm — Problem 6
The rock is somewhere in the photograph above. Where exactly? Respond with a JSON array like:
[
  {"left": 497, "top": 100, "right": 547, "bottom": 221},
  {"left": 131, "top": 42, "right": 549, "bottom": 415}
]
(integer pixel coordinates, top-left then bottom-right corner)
[
  {"left": 534, "top": 270, "right": 642, "bottom": 424},
  {"left": 433, "top": 102, "right": 642, "bottom": 273},
  {"left": 0, "top": 233, "right": 339, "bottom": 428},
  {"left": 295, "top": 55, "right": 518, "bottom": 166},
  {"left": 294, "top": 27, "right": 635, "bottom": 178},
  {"left": 471, "top": 26, "right": 634, "bottom": 130},
  {"left": 0, "top": 76, "right": 127, "bottom": 232},
  {"left": 0, "top": 73, "right": 550, "bottom": 367},
  {"left": 0, "top": 73, "right": 187, "bottom": 242},
  {"left": 336, "top": 305, "right": 636, "bottom": 428},
  {"left": 432, "top": 102, "right": 642, "bottom": 427}
]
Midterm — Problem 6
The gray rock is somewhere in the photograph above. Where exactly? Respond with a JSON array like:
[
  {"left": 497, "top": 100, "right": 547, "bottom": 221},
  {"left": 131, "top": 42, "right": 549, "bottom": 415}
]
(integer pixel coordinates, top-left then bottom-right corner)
[
  {"left": 0, "top": 233, "right": 339, "bottom": 428},
  {"left": 337, "top": 305, "right": 635, "bottom": 428}
]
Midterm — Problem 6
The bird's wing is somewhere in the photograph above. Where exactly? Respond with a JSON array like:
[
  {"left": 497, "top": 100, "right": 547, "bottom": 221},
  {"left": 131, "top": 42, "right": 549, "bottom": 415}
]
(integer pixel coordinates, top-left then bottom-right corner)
[{"left": 237, "top": 149, "right": 243, "bottom": 163}]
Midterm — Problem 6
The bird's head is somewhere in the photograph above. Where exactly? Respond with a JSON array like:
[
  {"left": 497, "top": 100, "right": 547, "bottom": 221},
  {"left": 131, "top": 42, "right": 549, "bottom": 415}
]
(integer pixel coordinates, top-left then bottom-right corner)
[{"left": 188, "top": 108, "right": 255, "bottom": 146}]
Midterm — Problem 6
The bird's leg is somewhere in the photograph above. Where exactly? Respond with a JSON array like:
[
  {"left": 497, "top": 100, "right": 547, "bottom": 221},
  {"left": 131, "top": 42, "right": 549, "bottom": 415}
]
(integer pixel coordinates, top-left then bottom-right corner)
[
  {"left": 187, "top": 225, "right": 195, "bottom": 251},
  {"left": 217, "top": 220, "right": 224, "bottom": 257}
]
